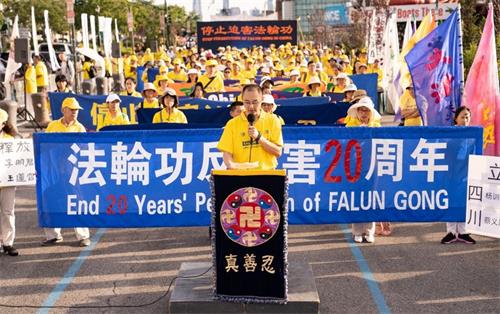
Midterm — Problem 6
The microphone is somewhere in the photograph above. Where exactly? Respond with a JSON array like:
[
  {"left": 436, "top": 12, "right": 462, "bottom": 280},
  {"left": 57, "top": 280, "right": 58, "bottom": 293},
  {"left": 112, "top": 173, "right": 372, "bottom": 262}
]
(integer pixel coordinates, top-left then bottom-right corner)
[
  {"left": 247, "top": 113, "right": 255, "bottom": 162},
  {"left": 247, "top": 113, "right": 255, "bottom": 125}
]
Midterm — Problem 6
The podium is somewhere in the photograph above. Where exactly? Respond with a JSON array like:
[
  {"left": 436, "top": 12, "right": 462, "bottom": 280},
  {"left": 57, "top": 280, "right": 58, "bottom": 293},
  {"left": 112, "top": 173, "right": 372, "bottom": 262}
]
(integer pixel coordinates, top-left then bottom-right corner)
[{"left": 211, "top": 169, "right": 288, "bottom": 304}]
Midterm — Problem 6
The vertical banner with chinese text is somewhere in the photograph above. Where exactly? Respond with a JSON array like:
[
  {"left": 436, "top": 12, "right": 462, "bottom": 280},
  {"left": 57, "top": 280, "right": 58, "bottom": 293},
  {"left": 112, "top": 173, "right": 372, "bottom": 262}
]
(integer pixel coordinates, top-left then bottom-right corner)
[
  {"left": 197, "top": 20, "right": 297, "bottom": 51},
  {"left": 212, "top": 170, "right": 287, "bottom": 303},
  {"left": 0, "top": 139, "right": 36, "bottom": 187},
  {"left": 466, "top": 155, "right": 500, "bottom": 239}
]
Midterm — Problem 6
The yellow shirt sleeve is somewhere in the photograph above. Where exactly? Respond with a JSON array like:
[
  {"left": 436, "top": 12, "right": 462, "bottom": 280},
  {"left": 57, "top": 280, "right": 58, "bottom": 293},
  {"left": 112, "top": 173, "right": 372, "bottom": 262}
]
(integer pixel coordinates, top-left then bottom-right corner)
[
  {"left": 217, "top": 119, "right": 234, "bottom": 155},
  {"left": 152, "top": 111, "right": 162, "bottom": 124}
]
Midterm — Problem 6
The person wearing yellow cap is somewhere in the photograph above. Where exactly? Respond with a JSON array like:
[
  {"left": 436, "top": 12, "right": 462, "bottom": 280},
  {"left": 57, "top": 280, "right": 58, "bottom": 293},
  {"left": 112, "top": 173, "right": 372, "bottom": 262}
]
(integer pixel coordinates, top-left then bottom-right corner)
[
  {"left": 198, "top": 59, "right": 225, "bottom": 93},
  {"left": 153, "top": 88, "right": 187, "bottom": 124},
  {"left": 137, "top": 83, "right": 159, "bottom": 109},
  {"left": 167, "top": 59, "right": 187, "bottom": 82},
  {"left": 155, "top": 74, "right": 174, "bottom": 95},
  {"left": 240, "top": 58, "right": 257, "bottom": 81},
  {"left": 125, "top": 55, "right": 137, "bottom": 80},
  {"left": 142, "top": 48, "right": 155, "bottom": 65},
  {"left": 0, "top": 108, "right": 19, "bottom": 256},
  {"left": 98, "top": 93, "right": 130, "bottom": 130},
  {"left": 43, "top": 97, "right": 91, "bottom": 247}
]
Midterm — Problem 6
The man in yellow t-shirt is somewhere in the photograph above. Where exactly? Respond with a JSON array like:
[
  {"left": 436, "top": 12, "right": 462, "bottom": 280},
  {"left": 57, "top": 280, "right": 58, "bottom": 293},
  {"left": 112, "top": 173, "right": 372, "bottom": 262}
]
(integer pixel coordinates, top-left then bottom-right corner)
[
  {"left": 198, "top": 59, "right": 225, "bottom": 93},
  {"left": 217, "top": 84, "right": 283, "bottom": 170},
  {"left": 43, "top": 97, "right": 91, "bottom": 247},
  {"left": 33, "top": 54, "right": 49, "bottom": 93},
  {"left": 167, "top": 59, "right": 187, "bottom": 82},
  {"left": 399, "top": 84, "right": 423, "bottom": 126}
]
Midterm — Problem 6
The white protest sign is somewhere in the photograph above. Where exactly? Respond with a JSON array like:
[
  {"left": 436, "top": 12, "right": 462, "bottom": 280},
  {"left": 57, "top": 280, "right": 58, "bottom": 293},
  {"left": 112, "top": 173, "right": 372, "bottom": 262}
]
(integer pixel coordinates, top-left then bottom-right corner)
[
  {"left": 0, "top": 139, "right": 36, "bottom": 187},
  {"left": 466, "top": 155, "right": 500, "bottom": 239}
]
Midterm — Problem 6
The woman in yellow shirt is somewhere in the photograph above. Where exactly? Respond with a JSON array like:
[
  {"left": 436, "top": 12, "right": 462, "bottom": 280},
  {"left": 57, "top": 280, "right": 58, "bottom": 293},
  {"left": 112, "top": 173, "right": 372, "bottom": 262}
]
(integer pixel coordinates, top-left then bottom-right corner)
[
  {"left": 136, "top": 83, "right": 159, "bottom": 109},
  {"left": 304, "top": 77, "right": 324, "bottom": 97},
  {"left": 152, "top": 88, "right": 188, "bottom": 124},
  {"left": 399, "top": 84, "right": 423, "bottom": 126},
  {"left": 345, "top": 97, "right": 380, "bottom": 243},
  {"left": 99, "top": 94, "right": 130, "bottom": 130},
  {"left": 120, "top": 77, "right": 142, "bottom": 97}
]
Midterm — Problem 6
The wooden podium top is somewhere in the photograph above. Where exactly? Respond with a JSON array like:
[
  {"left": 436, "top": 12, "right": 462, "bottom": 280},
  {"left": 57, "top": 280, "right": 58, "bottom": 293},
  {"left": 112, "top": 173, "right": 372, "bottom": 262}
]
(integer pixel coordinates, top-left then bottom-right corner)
[{"left": 211, "top": 169, "right": 286, "bottom": 176}]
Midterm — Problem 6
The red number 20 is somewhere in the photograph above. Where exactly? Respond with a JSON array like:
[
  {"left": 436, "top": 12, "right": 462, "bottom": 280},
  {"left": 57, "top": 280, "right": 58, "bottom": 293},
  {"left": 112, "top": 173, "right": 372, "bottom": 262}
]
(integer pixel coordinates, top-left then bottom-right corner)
[{"left": 324, "top": 139, "right": 362, "bottom": 183}]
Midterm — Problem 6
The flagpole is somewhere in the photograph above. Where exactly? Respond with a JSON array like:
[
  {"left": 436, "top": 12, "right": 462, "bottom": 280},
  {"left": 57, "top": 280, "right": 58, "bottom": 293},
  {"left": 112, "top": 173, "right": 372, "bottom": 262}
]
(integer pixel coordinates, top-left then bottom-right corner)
[{"left": 457, "top": 4, "right": 465, "bottom": 98}]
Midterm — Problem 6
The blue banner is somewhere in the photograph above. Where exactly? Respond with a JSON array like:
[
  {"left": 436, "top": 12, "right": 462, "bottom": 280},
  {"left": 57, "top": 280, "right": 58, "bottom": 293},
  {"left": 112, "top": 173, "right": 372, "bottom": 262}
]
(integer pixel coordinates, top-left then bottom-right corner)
[
  {"left": 49, "top": 92, "right": 344, "bottom": 130},
  {"left": 49, "top": 92, "right": 142, "bottom": 131},
  {"left": 350, "top": 73, "right": 379, "bottom": 108},
  {"left": 34, "top": 127, "right": 482, "bottom": 227},
  {"left": 324, "top": 4, "right": 349, "bottom": 26},
  {"left": 137, "top": 101, "right": 350, "bottom": 126},
  {"left": 197, "top": 20, "right": 297, "bottom": 51}
]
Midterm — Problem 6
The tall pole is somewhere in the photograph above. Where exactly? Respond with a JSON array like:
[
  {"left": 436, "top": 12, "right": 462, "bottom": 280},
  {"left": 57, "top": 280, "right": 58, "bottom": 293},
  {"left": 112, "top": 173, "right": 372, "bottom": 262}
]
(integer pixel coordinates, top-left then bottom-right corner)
[
  {"left": 164, "top": 0, "right": 167, "bottom": 44},
  {"left": 71, "top": 23, "right": 79, "bottom": 93}
]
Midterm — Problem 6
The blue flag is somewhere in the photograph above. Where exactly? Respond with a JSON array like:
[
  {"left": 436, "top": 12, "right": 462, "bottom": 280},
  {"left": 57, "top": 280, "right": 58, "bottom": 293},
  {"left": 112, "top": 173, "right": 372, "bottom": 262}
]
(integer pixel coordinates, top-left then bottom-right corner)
[{"left": 405, "top": 9, "right": 462, "bottom": 126}]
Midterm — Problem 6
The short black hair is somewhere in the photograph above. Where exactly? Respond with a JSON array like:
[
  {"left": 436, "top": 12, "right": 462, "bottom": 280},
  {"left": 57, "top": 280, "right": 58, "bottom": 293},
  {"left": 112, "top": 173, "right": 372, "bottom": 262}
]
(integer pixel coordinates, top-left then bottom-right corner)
[
  {"left": 189, "top": 82, "right": 205, "bottom": 98},
  {"left": 241, "top": 84, "right": 263, "bottom": 96},
  {"left": 453, "top": 106, "right": 471, "bottom": 125},
  {"left": 55, "top": 74, "right": 67, "bottom": 83},
  {"left": 125, "top": 77, "right": 136, "bottom": 84},
  {"left": 229, "top": 101, "right": 243, "bottom": 112}
]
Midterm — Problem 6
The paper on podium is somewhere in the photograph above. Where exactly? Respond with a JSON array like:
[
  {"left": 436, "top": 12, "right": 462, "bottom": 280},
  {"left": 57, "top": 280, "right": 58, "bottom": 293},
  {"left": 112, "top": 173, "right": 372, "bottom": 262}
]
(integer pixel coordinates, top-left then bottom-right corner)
[{"left": 231, "top": 161, "right": 259, "bottom": 170}]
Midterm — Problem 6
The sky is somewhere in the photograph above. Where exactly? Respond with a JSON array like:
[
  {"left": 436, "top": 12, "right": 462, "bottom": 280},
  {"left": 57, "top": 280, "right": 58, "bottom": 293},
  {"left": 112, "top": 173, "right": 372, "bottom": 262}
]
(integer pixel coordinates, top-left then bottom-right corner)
[{"left": 154, "top": 0, "right": 272, "bottom": 20}]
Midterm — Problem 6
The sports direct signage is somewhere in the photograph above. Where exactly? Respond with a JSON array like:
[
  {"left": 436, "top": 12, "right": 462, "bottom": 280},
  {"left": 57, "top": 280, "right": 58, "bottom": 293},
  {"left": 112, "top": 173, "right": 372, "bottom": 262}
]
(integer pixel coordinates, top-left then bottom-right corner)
[
  {"left": 391, "top": 4, "right": 458, "bottom": 22},
  {"left": 197, "top": 20, "right": 297, "bottom": 50}
]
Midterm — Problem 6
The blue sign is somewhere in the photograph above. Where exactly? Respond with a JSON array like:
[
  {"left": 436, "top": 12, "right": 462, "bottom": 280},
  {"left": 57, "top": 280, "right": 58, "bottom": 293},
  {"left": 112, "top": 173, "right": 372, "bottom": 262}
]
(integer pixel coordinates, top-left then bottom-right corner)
[
  {"left": 324, "top": 5, "right": 349, "bottom": 26},
  {"left": 49, "top": 92, "right": 347, "bottom": 130},
  {"left": 49, "top": 93, "right": 142, "bottom": 131},
  {"left": 197, "top": 20, "right": 297, "bottom": 51},
  {"left": 34, "top": 127, "right": 482, "bottom": 228}
]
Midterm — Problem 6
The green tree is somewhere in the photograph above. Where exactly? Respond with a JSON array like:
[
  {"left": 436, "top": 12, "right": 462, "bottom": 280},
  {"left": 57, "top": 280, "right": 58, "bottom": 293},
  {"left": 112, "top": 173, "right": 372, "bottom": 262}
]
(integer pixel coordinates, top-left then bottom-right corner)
[
  {"left": 460, "top": 1, "right": 500, "bottom": 77},
  {"left": 2, "top": 0, "right": 68, "bottom": 34}
]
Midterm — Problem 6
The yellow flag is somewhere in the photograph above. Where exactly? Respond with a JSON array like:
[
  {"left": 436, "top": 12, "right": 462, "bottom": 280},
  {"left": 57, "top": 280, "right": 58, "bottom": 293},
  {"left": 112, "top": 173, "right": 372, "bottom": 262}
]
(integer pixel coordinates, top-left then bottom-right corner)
[{"left": 399, "top": 13, "right": 437, "bottom": 89}]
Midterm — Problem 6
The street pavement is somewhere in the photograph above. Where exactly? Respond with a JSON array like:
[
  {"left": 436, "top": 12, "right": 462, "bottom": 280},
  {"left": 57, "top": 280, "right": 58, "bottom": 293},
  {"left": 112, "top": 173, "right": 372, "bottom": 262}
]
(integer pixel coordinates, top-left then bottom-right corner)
[{"left": 0, "top": 185, "right": 498, "bottom": 314}]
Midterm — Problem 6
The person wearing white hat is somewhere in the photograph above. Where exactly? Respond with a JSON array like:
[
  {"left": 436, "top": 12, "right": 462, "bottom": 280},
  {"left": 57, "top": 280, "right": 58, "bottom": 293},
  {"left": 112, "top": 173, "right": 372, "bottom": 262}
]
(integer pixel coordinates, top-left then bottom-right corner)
[
  {"left": 0, "top": 109, "right": 19, "bottom": 256},
  {"left": 187, "top": 68, "right": 199, "bottom": 84},
  {"left": 43, "top": 98, "right": 91, "bottom": 247},
  {"left": 345, "top": 96, "right": 381, "bottom": 127},
  {"left": 260, "top": 76, "right": 274, "bottom": 95},
  {"left": 261, "top": 94, "right": 285, "bottom": 125},
  {"left": 304, "top": 76, "right": 324, "bottom": 97},
  {"left": 332, "top": 72, "right": 349, "bottom": 93},
  {"left": 343, "top": 84, "right": 358, "bottom": 102},
  {"left": 289, "top": 69, "right": 300, "bottom": 84},
  {"left": 153, "top": 88, "right": 187, "bottom": 124},
  {"left": 99, "top": 93, "right": 130, "bottom": 130},
  {"left": 137, "top": 83, "right": 159, "bottom": 109},
  {"left": 345, "top": 96, "right": 380, "bottom": 244}
]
